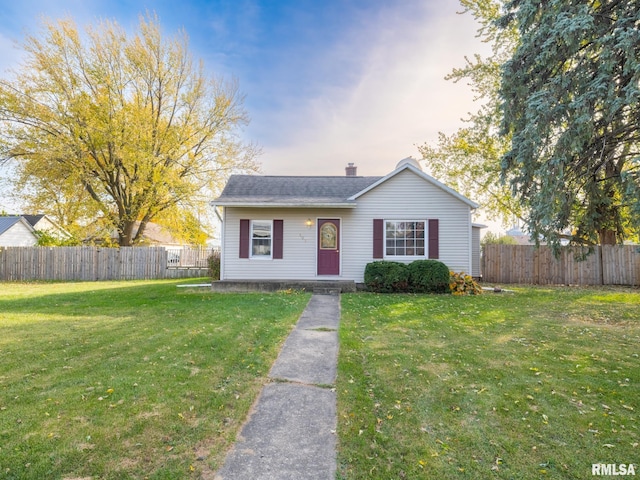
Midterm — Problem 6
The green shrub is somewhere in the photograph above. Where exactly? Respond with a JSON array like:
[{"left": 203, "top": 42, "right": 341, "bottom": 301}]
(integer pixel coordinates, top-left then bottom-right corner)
[
  {"left": 364, "top": 261, "right": 409, "bottom": 293},
  {"left": 449, "top": 271, "right": 483, "bottom": 295},
  {"left": 407, "top": 259, "right": 450, "bottom": 293},
  {"left": 34, "top": 230, "right": 81, "bottom": 246},
  {"left": 208, "top": 249, "right": 221, "bottom": 280},
  {"left": 481, "top": 231, "right": 518, "bottom": 246}
]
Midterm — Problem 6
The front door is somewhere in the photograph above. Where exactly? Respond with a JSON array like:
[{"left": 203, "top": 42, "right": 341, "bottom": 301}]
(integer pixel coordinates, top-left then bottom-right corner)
[{"left": 317, "top": 219, "right": 340, "bottom": 275}]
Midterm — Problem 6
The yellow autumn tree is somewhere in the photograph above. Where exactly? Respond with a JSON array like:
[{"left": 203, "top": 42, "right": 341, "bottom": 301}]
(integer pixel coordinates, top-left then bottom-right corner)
[{"left": 0, "top": 14, "right": 258, "bottom": 245}]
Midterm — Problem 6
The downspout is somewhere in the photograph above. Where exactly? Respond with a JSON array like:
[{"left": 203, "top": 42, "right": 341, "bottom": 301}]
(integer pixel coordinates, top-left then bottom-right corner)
[
  {"left": 468, "top": 208, "right": 474, "bottom": 275},
  {"left": 212, "top": 204, "right": 223, "bottom": 224}
]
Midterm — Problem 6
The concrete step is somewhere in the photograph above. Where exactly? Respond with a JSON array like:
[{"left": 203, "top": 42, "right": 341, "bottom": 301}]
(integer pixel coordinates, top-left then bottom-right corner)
[
  {"left": 312, "top": 287, "right": 340, "bottom": 296},
  {"left": 211, "top": 280, "right": 357, "bottom": 293}
]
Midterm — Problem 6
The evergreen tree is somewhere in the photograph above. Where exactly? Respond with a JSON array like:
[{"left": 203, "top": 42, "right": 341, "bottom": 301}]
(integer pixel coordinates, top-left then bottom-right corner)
[
  {"left": 419, "top": 0, "right": 521, "bottom": 226},
  {"left": 499, "top": 0, "right": 640, "bottom": 247}
]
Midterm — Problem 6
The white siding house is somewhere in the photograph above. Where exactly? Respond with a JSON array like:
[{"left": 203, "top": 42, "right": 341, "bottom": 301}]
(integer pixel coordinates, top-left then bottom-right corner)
[
  {"left": 0, "top": 216, "right": 38, "bottom": 246},
  {"left": 21, "top": 214, "right": 71, "bottom": 241},
  {"left": 212, "top": 159, "right": 482, "bottom": 285}
]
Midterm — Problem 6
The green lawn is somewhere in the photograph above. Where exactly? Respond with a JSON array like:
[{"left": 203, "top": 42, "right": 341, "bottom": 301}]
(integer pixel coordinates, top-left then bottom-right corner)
[
  {"left": 2, "top": 281, "right": 638, "bottom": 480},
  {"left": 337, "top": 287, "right": 640, "bottom": 479},
  {"left": 0, "top": 280, "right": 310, "bottom": 479}
]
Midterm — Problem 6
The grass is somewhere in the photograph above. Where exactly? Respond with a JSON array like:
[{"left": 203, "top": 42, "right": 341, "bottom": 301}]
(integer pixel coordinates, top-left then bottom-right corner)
[
  {"left": 0, "top": 279, "right": 310, "bottom": 479},
  {"left": 337, "top": 286, "right": 640, "bottom": 479},
  {"left": 2, "top": 281, "right": 638, "bottom": 479}
]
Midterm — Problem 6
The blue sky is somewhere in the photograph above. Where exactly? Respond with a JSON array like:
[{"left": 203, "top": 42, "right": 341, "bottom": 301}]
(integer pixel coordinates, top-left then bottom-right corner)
[{"left": 0, "top": 0, "right": 487, "bottom": 183}]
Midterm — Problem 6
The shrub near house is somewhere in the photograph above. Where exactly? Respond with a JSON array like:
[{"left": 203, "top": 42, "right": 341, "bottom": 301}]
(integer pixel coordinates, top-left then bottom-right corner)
[
  {"left": 365, "top": 260, "right": 480, "bottom": 295},
  {"left": 407, "top": 259, "right": 450, "bottom": 293},
  {"left": 363, "top": 261, "right": 410, "bottom": 293}
]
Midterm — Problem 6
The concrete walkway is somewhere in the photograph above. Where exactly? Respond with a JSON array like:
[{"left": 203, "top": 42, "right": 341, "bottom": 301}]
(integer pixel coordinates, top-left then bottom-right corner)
[{"left": 214, "top": 294, "right": 340, "bottom": 480}]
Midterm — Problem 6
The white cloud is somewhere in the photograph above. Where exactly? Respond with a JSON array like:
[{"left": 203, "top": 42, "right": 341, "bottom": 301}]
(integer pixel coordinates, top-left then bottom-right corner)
[
  {"left": 252, "top": 2, "right": 491, "bottom": 177},
  {"left": 0, "top": 31, "right": 23, "bottom": 76}
]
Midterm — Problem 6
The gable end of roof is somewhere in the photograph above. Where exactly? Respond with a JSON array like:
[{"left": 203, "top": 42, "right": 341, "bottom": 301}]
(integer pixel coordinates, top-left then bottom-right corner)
[
  {"left": 348, "top": 163, "right": 479, "bottom": 209},
  {"left": 0, "top": 216, "right": 36, "bottom": 236}
]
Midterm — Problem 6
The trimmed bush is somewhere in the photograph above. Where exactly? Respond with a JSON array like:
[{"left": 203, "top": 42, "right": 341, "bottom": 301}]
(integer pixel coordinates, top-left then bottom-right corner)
[
  {"left": 407, "top": 259, "right": 450, "bottom": 293},
  {"left": 449, "top": 271, "right": 483, "bottom": 295},
  {"left": 364, "top": 261, "right": 409, "bottom": 293}
]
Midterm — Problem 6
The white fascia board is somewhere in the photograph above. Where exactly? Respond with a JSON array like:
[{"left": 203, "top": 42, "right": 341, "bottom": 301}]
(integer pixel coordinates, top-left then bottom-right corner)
[
  {"left": 19, "top": 217, "right": 37, "bottom": 234},
  {"left": 348, "top": 163, "right": 479, "bottom": 210}
]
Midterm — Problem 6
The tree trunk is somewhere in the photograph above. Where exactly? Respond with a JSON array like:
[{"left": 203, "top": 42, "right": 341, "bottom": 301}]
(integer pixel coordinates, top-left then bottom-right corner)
[
  {"left": 133, "top": 213, "right": 152, "bottom": 245},
  {"left": 598, "top": 229, "right": 617, "bottom": 246},
  {"left": 119, "top": 220, "right": 136, "bottom": 246}
]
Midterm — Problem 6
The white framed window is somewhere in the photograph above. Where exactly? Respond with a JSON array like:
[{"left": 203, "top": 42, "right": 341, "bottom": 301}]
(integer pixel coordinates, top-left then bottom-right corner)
[
  {"left": 385, "top": 220, "right": 426, "bottom": 257},
  {"left": 251, "top": 220, "right": 272, "bottom": 258}
]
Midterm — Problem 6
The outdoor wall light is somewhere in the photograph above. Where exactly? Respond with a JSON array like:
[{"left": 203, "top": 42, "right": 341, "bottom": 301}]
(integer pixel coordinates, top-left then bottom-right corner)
[{"left": 305, "top": 218, "right": 314, "bottom": 228}]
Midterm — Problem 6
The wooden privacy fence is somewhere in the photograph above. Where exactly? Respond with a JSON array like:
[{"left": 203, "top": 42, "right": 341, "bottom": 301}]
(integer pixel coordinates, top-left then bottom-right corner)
[
  {"left": 0, "top": 246, "right": 213, "bottom": 281},
  {"left": 482, "top": 244, "right": 640, "bottom": 286}
]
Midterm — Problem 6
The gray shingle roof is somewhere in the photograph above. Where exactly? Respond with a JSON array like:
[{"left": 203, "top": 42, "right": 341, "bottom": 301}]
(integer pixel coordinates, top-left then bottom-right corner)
[
  {"left": 214, "top": 175, "right": 382, "bottom": 206},
  {"left": 20, "top": 215, "right": 45, "bottom": 227},
  {"left": 0, "top": 216, "right": 23, "bottom": 235}
]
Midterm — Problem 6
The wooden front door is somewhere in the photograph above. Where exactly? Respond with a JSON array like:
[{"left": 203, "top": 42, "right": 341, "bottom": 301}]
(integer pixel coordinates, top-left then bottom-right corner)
[{"left": 317, "top": 219, "right": 340, "bottom": 275}]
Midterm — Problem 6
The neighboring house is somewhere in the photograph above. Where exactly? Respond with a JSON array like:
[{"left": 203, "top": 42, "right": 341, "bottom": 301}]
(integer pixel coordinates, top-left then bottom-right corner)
[
  {"left": 20, "top": 214, "right": 72, "bottom": 241},
  {"left": 0, "top": 216, "right": 38, "bottom": 246},
  {"left": 505, "top": 225, "right": 555, "bottom": 245},
  {"left": 109, "top": 221, "right": 188, "bottom": 248},
  {"left": 212, "top": 158, "right": 484, "bottom": 285}
]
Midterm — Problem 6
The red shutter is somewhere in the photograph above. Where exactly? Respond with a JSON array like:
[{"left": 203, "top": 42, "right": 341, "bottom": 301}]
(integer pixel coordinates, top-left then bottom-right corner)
[
  {"left": 373, "top": 219, "right": 384, "bottom": 259},
  {"left": 428, "top": 219, "right": 439, "bottom": 259},
  {"left": 239, "top": 219, "right": 250, "bottom": 258},
  {"left": 273, "top": 220, "right": 283, "bottom": 259}
]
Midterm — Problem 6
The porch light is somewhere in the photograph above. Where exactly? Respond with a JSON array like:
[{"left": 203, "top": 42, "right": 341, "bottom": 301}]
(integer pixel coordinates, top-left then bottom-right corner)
[{"left": 305, "top": 218, "right": 314, "bottom": 228}]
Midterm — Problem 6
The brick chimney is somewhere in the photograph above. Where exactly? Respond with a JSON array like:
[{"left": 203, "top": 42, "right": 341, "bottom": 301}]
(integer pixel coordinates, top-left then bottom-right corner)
[{"left": 345, "top": 163, "right": 357, "bottom": 176}]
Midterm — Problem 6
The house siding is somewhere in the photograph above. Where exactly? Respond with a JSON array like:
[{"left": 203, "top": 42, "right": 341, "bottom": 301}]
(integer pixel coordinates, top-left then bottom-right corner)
[
  {"left": 342, "top": 169, "right": 472, "bottom": 281},
  {"left": 221, "top": 169, "right": 474, "bottom": 283},
  {"left": 222, "top": 208, "right": 352, "bottom": 280},
  {"left": 0, "top": 222, "right": 38, "bottom": 247},
  {"left": 472, "top": 226, "right": 482, "bottom": 277}
]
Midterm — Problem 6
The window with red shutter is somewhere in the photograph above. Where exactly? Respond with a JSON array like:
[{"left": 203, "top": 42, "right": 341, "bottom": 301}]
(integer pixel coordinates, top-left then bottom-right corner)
[
  {"left": 273, "top": 220, "right": 283, "bottom": 259},
  {"left": 428, "top": 219, "right": 439, "bottom": 259},
  {"left": 373, "top": 219, "right": 384, "bottom": 259}
]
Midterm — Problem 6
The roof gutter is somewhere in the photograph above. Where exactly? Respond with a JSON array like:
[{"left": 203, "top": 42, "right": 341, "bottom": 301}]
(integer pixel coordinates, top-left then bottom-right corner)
[{"left": 209, "top": 202, "right": 224, "bottom": 223}]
